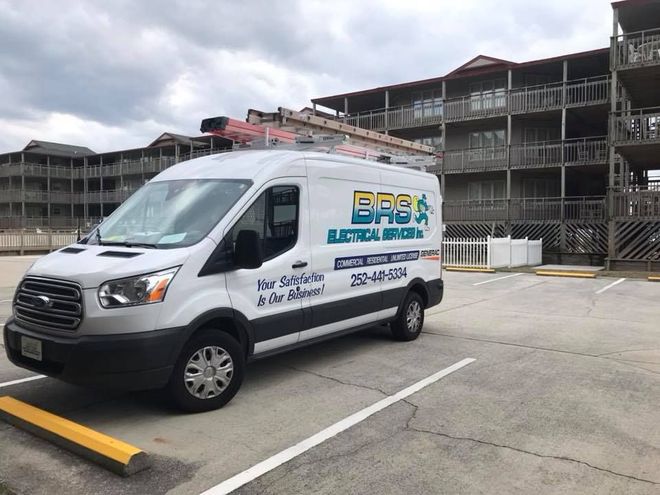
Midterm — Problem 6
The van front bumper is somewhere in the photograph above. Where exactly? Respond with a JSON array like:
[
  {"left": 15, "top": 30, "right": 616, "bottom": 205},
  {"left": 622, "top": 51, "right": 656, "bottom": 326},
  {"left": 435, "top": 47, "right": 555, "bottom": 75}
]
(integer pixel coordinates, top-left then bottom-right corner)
[{"left": 3, "top": 319, "right": 184, "bottom": 391}]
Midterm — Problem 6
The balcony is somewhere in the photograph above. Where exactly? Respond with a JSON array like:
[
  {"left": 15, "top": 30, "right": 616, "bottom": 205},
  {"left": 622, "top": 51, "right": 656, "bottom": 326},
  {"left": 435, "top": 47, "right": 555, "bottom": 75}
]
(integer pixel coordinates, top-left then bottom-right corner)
[
  {"left": 340, "top": 76, "right": 610, "bottom": 132},
  {"left": 611, "top": 187, "right": 660, "bottom": 219},
  {"left": 439, "top": 136, "right": 607, "bottom": 175},
  {"left": 442, "top": 147, "right": 507, "bottom": 174},
  {"left": 613, "top": 28, "right": 660, "bottom": 69},
  {"left": 0, "top": 162, "right": 73, "bottom": 179},
  {"left": 444, "top": 196, "right": 607, "bottom": 223},
  {"left": 611, "top": 107, "right": 660, "bottom": 145},
  {"left": 344, "top": 102, "right": 443, "bottom": 132}
]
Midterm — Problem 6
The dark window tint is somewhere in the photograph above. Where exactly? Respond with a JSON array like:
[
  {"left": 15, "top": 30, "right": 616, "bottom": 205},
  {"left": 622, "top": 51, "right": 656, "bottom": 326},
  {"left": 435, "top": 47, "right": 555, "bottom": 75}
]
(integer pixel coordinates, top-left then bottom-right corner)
[{"left": 229, "top": 186, "right": 299, "bottom": 260}]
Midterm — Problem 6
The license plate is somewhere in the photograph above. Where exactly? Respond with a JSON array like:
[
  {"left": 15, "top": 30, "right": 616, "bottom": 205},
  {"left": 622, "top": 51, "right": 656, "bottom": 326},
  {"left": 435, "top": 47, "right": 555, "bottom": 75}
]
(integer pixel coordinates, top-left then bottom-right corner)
[{"left": 21, "top": 336, "right": 42, "bottom": 362}]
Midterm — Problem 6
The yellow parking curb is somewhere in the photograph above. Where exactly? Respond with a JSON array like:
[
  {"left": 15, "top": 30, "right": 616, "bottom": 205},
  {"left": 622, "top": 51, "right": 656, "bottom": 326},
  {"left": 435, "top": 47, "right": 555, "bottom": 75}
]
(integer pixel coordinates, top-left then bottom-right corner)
[
  {"left": 444, "top": 266, "right": 496, "bottom": 273},
  {"left": 535, "top": 270, "right": 596, "bottom": 279},
  {"left": 0, "top": 396, "right": 149, "bottom": 476},
  {"left": 649, "top": 276, "right": 660, "bottom": 282}
]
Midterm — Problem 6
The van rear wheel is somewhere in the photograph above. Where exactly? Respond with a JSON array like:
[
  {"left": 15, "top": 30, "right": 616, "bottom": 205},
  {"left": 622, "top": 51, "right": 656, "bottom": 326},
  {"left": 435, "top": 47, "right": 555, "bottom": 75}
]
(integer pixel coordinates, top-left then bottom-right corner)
[
  {"left": 391, "top": 292, "right": 424, "bottom": 341},
  {"left": 168, "top": 330, "right": 244, "bottom": 412}
]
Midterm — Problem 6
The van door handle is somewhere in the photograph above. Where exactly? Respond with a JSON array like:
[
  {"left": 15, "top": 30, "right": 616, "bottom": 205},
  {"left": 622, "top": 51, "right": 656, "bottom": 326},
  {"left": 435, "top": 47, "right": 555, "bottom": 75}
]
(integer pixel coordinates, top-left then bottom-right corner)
[{"left": 292, "top": 261, "right": 308, "bottom": 269}]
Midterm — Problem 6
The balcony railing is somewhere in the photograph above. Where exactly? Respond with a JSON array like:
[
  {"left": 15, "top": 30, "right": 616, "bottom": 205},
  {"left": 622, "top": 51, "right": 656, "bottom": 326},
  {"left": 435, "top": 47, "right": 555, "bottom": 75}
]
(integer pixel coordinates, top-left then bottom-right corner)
[
  {"left": 0, "top": 162, "right": 73, "bottom": 179},
  {"left": 344, "top": 102, "right": 443, "bottom": 132},
  {"left": 611, "top": 188, "right": 660, "bottom": 219},
  {"left": 444, "top": 196, "right": 607, "bottom": 222},
  {"left": 439, "top": 136, "right": 607, "bottom": 174},
  {"left": 510, "top": 141, "right": 562, "bottom": 169},
  {"left": 442, "top": 147, "right": 507, "bottom": 174},
  {"left": 340, "top": 76, "right": 610, "bottom": 131},
  {"left": 611, "top": 107, "right": 660, "bottom": 144},
  {"left": 564, "top": 136, "right": 609, "bottom": 165},
  {"left": 613, "top": 28, "right": 660, "bottom": 69}
]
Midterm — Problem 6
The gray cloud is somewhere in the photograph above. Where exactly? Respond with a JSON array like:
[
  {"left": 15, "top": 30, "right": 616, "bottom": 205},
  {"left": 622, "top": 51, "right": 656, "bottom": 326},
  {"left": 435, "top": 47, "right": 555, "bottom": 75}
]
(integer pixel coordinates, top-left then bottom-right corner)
[{"left": 0, "top": 0, "right": 611, "bottom": 153}]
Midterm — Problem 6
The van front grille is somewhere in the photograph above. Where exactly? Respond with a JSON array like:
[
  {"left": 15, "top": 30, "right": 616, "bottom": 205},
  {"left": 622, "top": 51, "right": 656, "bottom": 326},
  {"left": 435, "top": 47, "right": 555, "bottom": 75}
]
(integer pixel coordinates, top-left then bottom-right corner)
[{"left": 14, "top": 277, "right": 83, "bottom": 331}]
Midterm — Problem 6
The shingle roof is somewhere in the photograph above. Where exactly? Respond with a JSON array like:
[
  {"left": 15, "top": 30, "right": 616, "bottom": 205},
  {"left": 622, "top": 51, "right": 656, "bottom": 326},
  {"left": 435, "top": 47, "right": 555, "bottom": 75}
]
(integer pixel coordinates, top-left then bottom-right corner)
[{"left": 22, "top": 140, "right": 96, "bottom": 157}]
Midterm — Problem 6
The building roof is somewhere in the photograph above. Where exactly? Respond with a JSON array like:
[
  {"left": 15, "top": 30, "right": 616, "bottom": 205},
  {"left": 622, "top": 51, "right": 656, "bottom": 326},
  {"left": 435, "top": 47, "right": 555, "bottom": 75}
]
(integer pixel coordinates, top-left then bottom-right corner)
[
  {"left": 312, "top": 47, "right": 609, "bottom": 111},
  {"left": 612, "top": 0, "right": 660, "bottom": 32},
  {"left": 22, "top": 140, "right": 96, "bottom": 157},
  {"left": 147, "top": 132, "right": 208, "bottom": 148}
]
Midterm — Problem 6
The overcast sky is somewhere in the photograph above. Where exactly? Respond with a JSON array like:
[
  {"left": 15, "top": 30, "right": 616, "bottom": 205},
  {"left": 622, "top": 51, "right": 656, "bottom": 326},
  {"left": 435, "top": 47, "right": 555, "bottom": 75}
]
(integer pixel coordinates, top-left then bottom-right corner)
[{"left": 0, "top": 0, "right": 613, "bottom": 153}]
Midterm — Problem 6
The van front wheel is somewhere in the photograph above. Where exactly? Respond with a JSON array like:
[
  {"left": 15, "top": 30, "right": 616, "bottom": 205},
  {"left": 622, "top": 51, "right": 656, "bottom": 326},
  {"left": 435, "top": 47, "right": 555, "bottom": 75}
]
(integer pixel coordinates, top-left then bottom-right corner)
[
  {"left": 391, "top": 292, "right": 425, "bottom": 341},
  {"left": 168, "top": 330, "right": 244, "bottom": 412}
]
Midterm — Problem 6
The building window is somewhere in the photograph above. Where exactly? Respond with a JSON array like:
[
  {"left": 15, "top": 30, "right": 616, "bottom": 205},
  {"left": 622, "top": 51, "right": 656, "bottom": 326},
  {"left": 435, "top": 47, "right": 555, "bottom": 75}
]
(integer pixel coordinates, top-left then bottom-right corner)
[
  {"left": 522, "top": 178, "right": 560, "bottom": 198},
  {"left": 469, "top": 79, "right": 506, "bottom": 112},
  {"left": 411, "top": 90, "right": 443, "bottom": 119},
  {"left": 414, "top": 135, "right": 443, "bottom": 150},
  {"left": 468, "top": 180, "right": 506, "bottom": 200},
  {"left": 469, "top": 130, "right": 506, "bottom": 149},
  {"left": 523, "top": 128, "right": 560, "bottom": 143},
  {"left": 52, "top": 207, "right": 62, "bottom": 215}
]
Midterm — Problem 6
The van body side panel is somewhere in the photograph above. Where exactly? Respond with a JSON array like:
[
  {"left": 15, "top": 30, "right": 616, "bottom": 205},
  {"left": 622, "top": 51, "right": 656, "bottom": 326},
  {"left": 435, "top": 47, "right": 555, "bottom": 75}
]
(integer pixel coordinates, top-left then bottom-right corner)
[
  {"left": 304, "top": 161, "right": 383, "bottom": 341},
  {"left": 378, "top": 169, "right": 442, "bottom": 302}
]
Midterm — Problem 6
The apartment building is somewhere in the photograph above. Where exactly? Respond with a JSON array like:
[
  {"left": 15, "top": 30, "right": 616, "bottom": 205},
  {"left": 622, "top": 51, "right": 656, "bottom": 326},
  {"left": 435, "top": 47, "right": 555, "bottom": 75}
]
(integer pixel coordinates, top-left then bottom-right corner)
[
  {"left": 311, "top": 0, "right": 660, "bottom": 270},
  {"left": 0, "top": 133, "right": 232, "bottom": 230}
]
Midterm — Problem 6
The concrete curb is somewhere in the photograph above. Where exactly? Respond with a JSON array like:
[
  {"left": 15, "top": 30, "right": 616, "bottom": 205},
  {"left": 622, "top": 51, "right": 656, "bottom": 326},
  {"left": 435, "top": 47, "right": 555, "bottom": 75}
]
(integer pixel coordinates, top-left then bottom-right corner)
[{"left": 0, "top": 396, "right": 149, "bottom": 477}]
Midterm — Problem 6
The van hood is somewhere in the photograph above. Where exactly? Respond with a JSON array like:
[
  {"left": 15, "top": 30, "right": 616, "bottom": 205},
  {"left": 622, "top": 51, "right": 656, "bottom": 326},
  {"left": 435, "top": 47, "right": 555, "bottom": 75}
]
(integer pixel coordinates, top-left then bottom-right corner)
[{"left": 26, "top": 244, "right": 192, "bottom": 289}]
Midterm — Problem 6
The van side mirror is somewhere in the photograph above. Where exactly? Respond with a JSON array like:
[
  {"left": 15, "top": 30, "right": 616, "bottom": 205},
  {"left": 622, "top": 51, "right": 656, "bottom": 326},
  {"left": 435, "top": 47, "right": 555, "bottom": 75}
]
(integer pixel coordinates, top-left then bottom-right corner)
[{"left": 234, "top": 230, "right": 263, "bottom": 269}]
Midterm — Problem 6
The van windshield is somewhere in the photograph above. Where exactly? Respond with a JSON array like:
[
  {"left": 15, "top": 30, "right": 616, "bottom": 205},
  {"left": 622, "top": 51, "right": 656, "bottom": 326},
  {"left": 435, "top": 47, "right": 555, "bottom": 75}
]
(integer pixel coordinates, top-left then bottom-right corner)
[{"left": 86, "top": 179, "right": 251, "bottom": 249}]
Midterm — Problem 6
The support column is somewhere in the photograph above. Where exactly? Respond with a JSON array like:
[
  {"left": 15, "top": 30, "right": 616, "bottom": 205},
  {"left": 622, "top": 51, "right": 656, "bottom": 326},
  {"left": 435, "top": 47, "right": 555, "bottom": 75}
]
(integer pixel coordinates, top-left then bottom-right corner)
[
  {"left": 99, "top": 155, "right": 104, "bottom": 219},
  {"left": 343, "top": 97, "right": 348, "bottom": 119},
  {"left": 312, "top": 102, "right": 317, "bottom": 116},
  {"left": 141, "top": 150, "right": 145, "bottom": 183},
  {"left": 70, "top": 158, "right": 73, "bottom": 221},
  {"left": 384, "top": 90, "right": 389, "bottom": 134},
  {"left": 47, "top": 156, "right": 51, "bottom": 229},
  {"left": 20, "top": 153, "right": 25, "bottom": 221},
  {"left": 506, "top": 70, "right": 512, "bottom": 228},
  {"left": 608, "top": 6, "right": 620, "bottom": 266},
  {"left": 83, "top": 156, "right": 88, "bottom": 224},
  {"left": 560, "top": 59, "right": 568, "bottom": 254}
]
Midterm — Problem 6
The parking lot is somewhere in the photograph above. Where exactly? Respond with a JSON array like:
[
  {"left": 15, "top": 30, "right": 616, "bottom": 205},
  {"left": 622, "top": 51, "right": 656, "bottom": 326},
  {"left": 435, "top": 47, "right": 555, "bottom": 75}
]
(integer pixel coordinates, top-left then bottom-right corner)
[{"left": 1, "top": 256, "right": 659, "bottom": 495}]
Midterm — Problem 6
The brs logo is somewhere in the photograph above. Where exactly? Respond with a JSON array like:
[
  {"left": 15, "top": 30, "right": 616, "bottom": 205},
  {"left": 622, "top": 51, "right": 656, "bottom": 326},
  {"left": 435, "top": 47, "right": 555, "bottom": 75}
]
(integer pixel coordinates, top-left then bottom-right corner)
[{"left": 352, "top": 191, "right": 412, "bottom": 224}]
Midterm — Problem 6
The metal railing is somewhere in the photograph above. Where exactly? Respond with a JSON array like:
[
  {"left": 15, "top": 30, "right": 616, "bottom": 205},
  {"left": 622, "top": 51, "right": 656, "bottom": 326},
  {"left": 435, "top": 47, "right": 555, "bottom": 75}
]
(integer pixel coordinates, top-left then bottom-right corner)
[
  {"left": 0, "top": 217, "right": 102, "bottom": 229},
  {"left": 611, "top": 107, "right": 660, "bottom": 144},
  {"left": 0, "top": 230, "right": 79, "bottom": 253},
  {"left": 510, "top": 141, "right": 562, "bottom": 169},
  {"left": 344, "top": 102, "right": 443, "bottom": 132},
  {"left": 564, "top": 136, "right": 608, "bottom": 165},
  {"left": 444, "top": 91, "right": 508, "bottom": 122},
  {"left": 444, "top": 196, "right": 607, "bottom": 222},
  {"left": 613, "top": 28, "right": 660, "bottom": 69},
  {"left": 442, "top": 146, "right": 507, "bottom": 173},
  {"left": 611, "top": 188, "right": 660, "bottom": 219},
  {"left": 439, "top": 136, "right": 607, "bottom": 174},
  {"left": 340, "top": 76, "right": 610, "bottom": 131}
]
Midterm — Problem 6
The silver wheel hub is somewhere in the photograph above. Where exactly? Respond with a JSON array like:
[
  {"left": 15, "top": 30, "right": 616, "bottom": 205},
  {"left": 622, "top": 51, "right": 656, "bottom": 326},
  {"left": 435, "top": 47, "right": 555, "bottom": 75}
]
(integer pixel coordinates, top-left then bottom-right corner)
[
  {"left": 184, "top": 346, "right": 234, "bottom": 400},
  {"left": 406, "top": 301, "right": 422, "bottom": 333}
]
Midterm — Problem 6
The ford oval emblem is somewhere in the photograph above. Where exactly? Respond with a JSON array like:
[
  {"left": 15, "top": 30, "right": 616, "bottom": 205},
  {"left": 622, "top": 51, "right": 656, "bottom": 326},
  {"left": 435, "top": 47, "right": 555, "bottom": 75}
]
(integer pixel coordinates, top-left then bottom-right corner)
[{"left": 32, "top": 295, "right": 52, "bottom": 308}]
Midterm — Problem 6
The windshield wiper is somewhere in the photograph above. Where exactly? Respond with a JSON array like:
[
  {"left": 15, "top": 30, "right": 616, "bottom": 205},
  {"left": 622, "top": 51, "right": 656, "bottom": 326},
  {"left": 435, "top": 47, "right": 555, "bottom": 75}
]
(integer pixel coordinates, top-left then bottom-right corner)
[
  {"left": 96, "top": 227, "right": 103, "bottom": 246},
  {"left": 101, "top": 240, "right": 159, "bottom": 249}
]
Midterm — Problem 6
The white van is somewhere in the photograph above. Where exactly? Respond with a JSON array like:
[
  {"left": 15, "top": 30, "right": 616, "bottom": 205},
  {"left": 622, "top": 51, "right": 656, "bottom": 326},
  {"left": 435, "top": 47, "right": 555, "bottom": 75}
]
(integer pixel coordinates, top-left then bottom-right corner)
[{"left": 4, "top": 150, "right": 443, "bottom": 412}]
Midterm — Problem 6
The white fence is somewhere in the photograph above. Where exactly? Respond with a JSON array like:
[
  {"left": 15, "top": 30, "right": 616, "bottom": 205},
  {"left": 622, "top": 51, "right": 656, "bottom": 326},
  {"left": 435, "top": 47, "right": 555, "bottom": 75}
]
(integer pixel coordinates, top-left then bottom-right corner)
[
  {"left": 0, "top": 230, "right": 78, "bottom": 254},
  {"left": 443, "top": 236, "right": 543, "bottom": 269}
]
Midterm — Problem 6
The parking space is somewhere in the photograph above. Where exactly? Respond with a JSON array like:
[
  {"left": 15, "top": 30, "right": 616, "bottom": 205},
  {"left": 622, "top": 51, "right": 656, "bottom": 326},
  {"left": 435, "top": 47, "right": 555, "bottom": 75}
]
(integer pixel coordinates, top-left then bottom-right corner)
[{"left": 1, "top": 258, "right": 659, "bottom": 494}]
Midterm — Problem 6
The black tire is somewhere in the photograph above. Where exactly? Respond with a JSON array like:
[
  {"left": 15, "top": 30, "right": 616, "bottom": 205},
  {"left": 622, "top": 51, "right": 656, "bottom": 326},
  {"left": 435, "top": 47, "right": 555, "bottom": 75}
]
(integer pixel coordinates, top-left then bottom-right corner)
[
  {"left": 391, "top": 292, "right": 425, "bottom": 341},
  {"left": 168, "top": 329, "right": 244, "bottom": 413}
]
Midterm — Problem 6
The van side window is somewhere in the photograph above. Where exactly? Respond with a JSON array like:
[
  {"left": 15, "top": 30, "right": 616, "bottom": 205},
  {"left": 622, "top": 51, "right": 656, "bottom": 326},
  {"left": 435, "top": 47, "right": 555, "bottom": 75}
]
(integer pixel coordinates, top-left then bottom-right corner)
[{"left": 229, "top": 185, "right": 299, "bottom": 260}]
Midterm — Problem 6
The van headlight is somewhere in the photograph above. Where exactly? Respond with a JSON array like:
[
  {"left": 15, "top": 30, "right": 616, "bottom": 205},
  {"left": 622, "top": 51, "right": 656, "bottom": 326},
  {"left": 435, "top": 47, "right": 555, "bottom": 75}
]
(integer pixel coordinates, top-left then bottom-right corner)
[{"left": 98, "top": 267, "right": 179, "bottom": 308}]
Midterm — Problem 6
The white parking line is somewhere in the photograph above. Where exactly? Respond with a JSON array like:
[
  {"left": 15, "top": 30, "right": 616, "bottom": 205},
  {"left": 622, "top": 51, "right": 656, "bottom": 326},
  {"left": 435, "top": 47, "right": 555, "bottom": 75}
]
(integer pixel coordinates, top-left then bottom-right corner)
[
  {"left": 201, "top": 357, "right": 476, "bottom": 495},
  {"left": 595, "top": 278, "right": 626, "bottom": 295},
  {"left": 0, "top": 375, "right": 47, "bottom": 389},
  {"left": 473, "top": 273, "right": 524, "bottom": 286}
]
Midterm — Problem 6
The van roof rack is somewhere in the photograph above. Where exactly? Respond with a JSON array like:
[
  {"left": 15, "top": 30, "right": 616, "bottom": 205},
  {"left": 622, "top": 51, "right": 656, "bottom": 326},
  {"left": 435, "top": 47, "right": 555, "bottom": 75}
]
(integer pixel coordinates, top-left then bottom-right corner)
[{"left": 200, "top": 116, "right": 438, "bottom": 172}]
